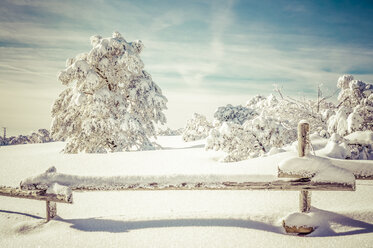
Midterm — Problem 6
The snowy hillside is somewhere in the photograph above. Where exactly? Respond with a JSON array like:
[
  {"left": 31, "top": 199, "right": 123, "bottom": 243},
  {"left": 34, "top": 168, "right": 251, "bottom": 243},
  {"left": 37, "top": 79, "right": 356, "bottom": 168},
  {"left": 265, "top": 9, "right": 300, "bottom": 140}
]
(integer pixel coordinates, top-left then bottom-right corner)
[{"left": 1, "top": 136, "right": 373, "bottom": 247}]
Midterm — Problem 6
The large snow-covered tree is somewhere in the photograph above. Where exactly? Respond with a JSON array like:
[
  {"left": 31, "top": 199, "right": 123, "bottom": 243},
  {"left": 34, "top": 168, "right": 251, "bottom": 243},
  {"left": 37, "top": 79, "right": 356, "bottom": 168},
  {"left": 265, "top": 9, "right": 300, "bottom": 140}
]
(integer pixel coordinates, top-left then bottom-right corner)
[{"left": 51, "top": 32, "right": 167, "bottom": 153}]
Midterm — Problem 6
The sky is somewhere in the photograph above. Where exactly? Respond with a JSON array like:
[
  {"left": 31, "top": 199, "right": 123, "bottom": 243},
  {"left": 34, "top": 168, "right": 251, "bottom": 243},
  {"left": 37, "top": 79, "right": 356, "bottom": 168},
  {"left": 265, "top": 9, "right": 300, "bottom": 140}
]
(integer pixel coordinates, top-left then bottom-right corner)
[{"left": 0, "top": 0, "right": 373, "bottom": 136}]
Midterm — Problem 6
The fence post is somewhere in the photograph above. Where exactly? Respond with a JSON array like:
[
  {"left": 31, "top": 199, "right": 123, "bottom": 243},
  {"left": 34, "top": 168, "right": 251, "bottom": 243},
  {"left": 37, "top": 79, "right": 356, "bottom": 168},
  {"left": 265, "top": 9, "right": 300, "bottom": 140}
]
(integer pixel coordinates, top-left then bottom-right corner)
[
  {"left": 46, "top": 201, "right": 57, "bottom": 222},
  {"left": 298, "top": 121, "right": 311, "bottom": 213}
]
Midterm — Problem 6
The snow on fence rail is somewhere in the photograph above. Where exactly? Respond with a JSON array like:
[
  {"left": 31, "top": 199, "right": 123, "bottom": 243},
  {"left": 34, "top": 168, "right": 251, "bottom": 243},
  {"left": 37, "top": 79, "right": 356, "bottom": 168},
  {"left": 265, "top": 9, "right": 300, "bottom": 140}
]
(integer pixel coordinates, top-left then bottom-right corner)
[
  {"left": 0, "top": 184, "right": 72, "bottom": 221},
  {"left": 20, "top": 169, "right": 355, "bottom": 192}
]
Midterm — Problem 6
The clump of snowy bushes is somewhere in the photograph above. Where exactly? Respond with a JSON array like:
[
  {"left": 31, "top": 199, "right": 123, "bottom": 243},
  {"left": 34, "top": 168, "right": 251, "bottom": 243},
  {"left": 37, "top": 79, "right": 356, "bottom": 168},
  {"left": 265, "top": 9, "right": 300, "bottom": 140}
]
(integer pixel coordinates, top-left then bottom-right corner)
[
  {"left": 246, "top": 94, "right": 328, "bottom": 135},
  {"left": 0, "top": 129, "right": 53, "bottom": 146},
  {"left": 206, "top": 99, "right": 297, "bottom": 162},
  {"left": 51, "top": 32, "right": 167, "bottom": 153},
  {"left": 205, "top": 75, "right": 372, "bottom": 162},
  {"left": 182, "top": 113, "right": 213, "bottom": 142},
  {"left": 206, "top": 116, "right": 295, "bottom": 162},
  {"left": 157, "top": 127, "right": 183, "bottom": 136},
  {"left": 345, "top": 131, "right": 373, "bottom": 160}
]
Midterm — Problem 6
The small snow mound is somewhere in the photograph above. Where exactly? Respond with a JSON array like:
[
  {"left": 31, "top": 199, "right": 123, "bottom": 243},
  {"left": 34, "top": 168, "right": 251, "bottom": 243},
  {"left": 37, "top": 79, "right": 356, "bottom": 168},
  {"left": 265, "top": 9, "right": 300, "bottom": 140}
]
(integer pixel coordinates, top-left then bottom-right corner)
[
  {"left": 267, "top": 147, "right": 285, "bottom": 156},
  {"left": 345, "top": 131, "right": 373, "bottom": 146},
  {"left": 319, "top": 139, "right": 351, "bottom": 159},
  {"left": 283, "top": 212, "right": 318, "bottom": 228}
]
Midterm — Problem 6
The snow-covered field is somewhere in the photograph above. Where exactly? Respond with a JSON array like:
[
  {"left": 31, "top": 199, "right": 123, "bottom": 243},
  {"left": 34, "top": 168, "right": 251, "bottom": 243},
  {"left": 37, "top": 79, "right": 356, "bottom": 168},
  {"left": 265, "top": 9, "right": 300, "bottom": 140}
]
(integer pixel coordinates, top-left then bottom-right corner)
[{"left": 1, "top": 136, "right": 373, "bottom": 247}]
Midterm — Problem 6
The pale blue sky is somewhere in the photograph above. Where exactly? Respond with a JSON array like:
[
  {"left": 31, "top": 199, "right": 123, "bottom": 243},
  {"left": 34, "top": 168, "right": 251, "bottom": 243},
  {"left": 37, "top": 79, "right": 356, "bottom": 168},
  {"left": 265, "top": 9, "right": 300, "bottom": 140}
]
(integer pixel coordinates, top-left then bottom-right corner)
[{"left": 0, "top": 0, "right": 372, "bottom": 135}]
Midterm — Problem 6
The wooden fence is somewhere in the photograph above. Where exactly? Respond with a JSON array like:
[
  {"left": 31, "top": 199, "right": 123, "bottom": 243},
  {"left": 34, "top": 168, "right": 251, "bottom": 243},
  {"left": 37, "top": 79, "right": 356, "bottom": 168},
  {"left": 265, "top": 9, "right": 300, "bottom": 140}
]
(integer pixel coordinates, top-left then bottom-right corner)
[{"left": 0, "top": 121, "right": 366, "bottom": 234}]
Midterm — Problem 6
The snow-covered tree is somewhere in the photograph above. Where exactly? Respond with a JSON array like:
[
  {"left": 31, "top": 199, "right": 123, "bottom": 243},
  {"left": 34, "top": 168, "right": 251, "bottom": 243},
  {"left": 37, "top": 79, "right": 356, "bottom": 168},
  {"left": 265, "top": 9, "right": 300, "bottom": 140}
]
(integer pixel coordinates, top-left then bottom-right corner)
[
  {"left": 29, "top": 129, "right": 53, "bottom": 143},
  {"left": 328, "top": 75, "right": 373, "bottom": 136},
  {"left": 182, "top": 113, "right": 212, "bottom": 142},
  {"left": 51, "top": 32, "right": 167, "bottom": 153},
  {"left": 8, "top": 135, "right": 30, "bottom": 145},
  {"left": 213, "top": 104, "right": 257, "bottom": 125}
]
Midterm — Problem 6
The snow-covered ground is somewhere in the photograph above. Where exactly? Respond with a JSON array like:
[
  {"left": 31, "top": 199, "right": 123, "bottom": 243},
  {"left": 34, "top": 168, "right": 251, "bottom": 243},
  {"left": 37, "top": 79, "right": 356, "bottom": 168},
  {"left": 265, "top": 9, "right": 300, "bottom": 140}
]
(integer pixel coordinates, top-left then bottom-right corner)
[{"left": 1, "top": 136, "right": 373, "bottom": 247}]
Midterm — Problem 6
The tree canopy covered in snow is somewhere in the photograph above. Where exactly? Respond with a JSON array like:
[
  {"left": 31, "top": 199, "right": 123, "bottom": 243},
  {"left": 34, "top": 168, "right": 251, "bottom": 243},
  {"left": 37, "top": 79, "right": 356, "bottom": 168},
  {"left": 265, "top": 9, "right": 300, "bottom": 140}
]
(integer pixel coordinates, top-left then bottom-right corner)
[
  {"left": 51, "top": 32, "right": 167, "bottom": 153},
  {"left": 213, "top": 104, "right": 256, "bottom": 125}
]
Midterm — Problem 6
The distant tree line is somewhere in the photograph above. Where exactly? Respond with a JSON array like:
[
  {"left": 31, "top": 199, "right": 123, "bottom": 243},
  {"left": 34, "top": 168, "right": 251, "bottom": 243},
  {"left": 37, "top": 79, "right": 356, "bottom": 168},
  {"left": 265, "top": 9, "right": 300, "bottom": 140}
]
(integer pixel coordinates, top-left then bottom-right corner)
[{"left": 0, "top": 129, "right": 53, "bottom": 146}]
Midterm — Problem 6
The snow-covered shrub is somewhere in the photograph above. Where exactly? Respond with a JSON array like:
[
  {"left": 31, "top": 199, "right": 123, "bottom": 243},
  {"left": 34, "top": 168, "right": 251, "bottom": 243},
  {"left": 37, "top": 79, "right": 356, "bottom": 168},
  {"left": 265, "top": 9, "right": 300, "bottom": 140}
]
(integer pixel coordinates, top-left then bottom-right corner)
[
  {"left": 206, "top": 122, "right": 256, "bottom": 162},
  {"left": 29, "top": 129, "right": 53, "bottom": 143},
  {"left": 213, "top": 104, "right": 257, "bottom": 125},
  {"left": 327, "top": 107, "right": 349, "bottom": 136},
  {"left": 157, "top": 127, "right": 183, "bottom": 136},
  {"left": 206, "top": 92, "right": 331, "bottom": 162},
  {"left": 246, "top": 94, "right": 327, "bottom": 134},
  {"left": 247, "top": 114, "right": 297, "bottom": 151},
  {"left": 345, "top": 131, "right": 373, "bottom": 160},
  {"left": 328, "top": 75, "right": 373, "bottom": 136},
  {"left": 51, "top": 32, "right": 167, "bottom": 153},
  {"left": 206, "top": 114, "right": 296, "bottom": 162},
  {"left": 0, "top": 137, "right": 5, "bottom": 146},
  {"left": 246, "top": 94, "right": 278, "bottom": 110},
  {"left": 182, "top": 113, "right": 212, "bottom": 142},
  {"left": 8, "top": 135, "right": 30, "bottom": 145}
]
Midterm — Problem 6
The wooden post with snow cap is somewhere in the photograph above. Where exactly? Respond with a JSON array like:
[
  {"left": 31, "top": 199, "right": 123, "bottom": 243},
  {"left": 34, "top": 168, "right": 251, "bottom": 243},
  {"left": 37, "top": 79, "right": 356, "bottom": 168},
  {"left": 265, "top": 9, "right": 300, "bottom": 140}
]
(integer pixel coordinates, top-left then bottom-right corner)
[{"left": 298, "top": 120, "right": 311, "bottom": 213}]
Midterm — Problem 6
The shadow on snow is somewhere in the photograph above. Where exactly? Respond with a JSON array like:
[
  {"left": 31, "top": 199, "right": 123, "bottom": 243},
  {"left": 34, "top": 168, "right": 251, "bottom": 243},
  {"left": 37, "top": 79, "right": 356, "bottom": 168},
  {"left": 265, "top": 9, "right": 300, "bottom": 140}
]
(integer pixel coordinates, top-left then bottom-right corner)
[
  {"left": 58, "top": 217, "right": 283, "bottom": 234},
  {"left": 1, "top": 208, "right": 373, "bottom": 237},
  {"left": 0, "top": 210, "right": 43, "bottom": 220}
]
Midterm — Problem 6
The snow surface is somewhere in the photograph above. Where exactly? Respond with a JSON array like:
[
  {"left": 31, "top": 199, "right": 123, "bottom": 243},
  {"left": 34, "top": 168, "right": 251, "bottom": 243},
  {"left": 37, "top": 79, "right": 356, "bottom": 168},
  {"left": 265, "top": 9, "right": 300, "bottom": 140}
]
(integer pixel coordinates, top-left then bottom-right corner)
[
  {"left": 1, "top": 136, "right": 373, "bottom": 247},
  {"left": 0, "top": 138, "right": 283, "bottom": 188}
]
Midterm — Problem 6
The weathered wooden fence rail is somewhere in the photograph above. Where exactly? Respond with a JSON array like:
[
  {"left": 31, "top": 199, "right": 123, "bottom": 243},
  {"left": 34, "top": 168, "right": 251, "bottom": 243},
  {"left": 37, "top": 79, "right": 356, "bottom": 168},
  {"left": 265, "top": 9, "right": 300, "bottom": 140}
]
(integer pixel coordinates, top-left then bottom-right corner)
[
  {"left": 52, "top": 179, "right": 353, "bottom": 192},
  {"left": 0, "top": 186, "right": 72, "bottom": 221}
]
